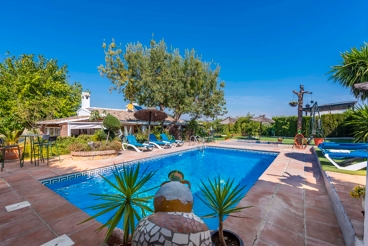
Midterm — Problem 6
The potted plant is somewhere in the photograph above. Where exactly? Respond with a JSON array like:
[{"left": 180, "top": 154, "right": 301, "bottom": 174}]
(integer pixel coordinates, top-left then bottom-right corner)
[
  {"left": 350, "top": 185, "right": 366, "bottom": 212},
  {"left": 0, "top": 129, "right": 24, "bottom": 160},
  {"left": 197, "top": 176, "right": 250, "bottom": 246},
  {"left": 313, "top": 131, "right": 324, "bottom": 146},
  {"left": 80, "top": 163, "right": 158, "bottom": 245},
  {"left": 289, "top": 101, "right": 298, "bottom": 107}
]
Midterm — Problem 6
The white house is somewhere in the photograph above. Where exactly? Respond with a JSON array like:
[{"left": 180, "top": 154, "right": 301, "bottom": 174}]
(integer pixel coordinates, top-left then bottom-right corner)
[{"left": 37, "top": 92, "right": 185, "bottom": 137}]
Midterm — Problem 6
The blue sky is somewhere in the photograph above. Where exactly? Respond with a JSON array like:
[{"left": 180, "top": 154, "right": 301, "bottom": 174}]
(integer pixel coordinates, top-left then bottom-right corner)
[{"left": 1, "top": 0, "right": 367, "bottom": 119}]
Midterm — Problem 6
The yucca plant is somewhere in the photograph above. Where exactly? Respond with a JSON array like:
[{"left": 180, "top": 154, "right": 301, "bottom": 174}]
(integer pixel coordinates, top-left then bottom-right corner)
[
  {"left": 344, "top": 105, "right": 368, "bottom": 142},
  {"left": 80, "top": 163, "right": 158, "bottom": 245},
  {"left": 197, "top": 176, "right": 250, "bottom": 246}
]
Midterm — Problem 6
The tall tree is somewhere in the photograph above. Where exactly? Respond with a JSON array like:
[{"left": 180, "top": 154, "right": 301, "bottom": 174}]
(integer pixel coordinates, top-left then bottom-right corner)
[
  {"left": 98, "top": 39, "right": 227, "bottom": 130},
  {"left": 0, "top": 53, "right": 82, "bottom": 132},
  {"left": 329, "top": 43, "right": 368, "bottom": 100}
]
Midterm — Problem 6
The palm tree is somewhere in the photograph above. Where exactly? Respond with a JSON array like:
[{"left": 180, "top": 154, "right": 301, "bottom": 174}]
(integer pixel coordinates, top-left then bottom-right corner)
[
  {"left": 328, "top": 43, "right": 368, "bottom": 100},
  {"left": 345, "top": 105, "right": 368, "bottom": 142}
]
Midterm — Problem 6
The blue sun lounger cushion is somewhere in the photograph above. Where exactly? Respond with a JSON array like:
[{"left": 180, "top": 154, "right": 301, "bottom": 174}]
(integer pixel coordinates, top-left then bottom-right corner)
[
  {"left": 149, "top": 134, "right": 172, "bottom": 149},
  {"left": 160, "top": 133, "right": 184, "bottom": 147},
  {"left": 318, "top": 142, "right": 368, "bottom": 150},
  {"left": 125, "top": 135, "right": 154, "bottom": 152}
]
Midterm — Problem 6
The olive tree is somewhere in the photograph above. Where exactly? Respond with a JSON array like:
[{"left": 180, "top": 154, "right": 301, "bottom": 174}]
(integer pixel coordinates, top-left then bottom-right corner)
[
  {"left": 0, "top": 53, "right": 82, "bottom": 133},
  {"left": 98, "top": 39, "right": 227, "bottom": 132}
]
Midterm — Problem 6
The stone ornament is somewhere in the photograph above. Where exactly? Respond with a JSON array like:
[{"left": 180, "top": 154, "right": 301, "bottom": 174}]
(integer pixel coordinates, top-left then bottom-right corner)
[{"left": 132, "top": 170, "right": 212, "bottom": 246}]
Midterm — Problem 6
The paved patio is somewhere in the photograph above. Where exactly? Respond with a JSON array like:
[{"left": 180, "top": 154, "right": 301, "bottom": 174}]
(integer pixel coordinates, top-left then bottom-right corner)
[{"left": 0, "top": 141, "right": 362, "bottom": 245}]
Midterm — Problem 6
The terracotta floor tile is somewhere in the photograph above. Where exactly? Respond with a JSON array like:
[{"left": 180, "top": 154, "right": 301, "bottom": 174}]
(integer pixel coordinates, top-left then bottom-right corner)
[
  {"left": 22, "top": 189, "right": 59, "bottom": 203},
  {"left": 224, "top": 215, "right": 262, "bottom": 235},
  {"left": 0, "top": 207, "right": 34, "bottom": 226},
  {"left": 259, "top": 222, "right": 304, "bottom": 246},
  {"left": 306, "top": 237, "right": 336, "bottom": 246},
  {"left": 0, "top": 190, "right": 23, "bottom": 207},
  {"left": 246, "top": 185, "right": 275, "bottom": 198},
  {"left": 275, "top": 189, "right": 304, "bottom": 207},
  {"left": 305, "top": 196, "right": 334, "bottom": 212},
  {"left": 31, "top": 195, "right": 69, "bottom": 213},
  {"left": 0, "top": 213, "right": 45, "bottom": 242},
  {"left": 270, "top": 196, "right": 304, "bottom": 218},
  {"left": 69, "top": 222, "right": 107, "bottom": 246},
  {"left": 0, "top": 225, "right": 56, "bottom": 246},
  {"left": 38, "top": 203, "right": 81, "bottom": 223},
  {"left": 3, "top": 173, "right": 32, "bottom": 183},
  {"left": 49, "top": 211, "right": 96, "bottom": 235},
  {"left": 306, "top": 207, "right": 338, "bottom": 226},
  {"left": 253, "top": 180, "right": 278, "bottom": 192},
  {"left": 277, "top": 182, "right": 304, "bottom": 196},
  {"left": 304, "top": 189, "right": 329, "bottom": 201},
  {"left": 350, "top": 217, "right": 364, "bottom": 238},
  {"left": 306, "top": 219, "right": 344, "bottom": 246},
  {"left": 343, "top": 204, "right": 365, "bottom": 220},
  {"left": 256, "top": 239, "right": 274, "bottom": 246},
  {"left": 0, "top": 186, "right": 12, "bottom": 195},
  {"left": 266, "top": 209, "right": 304, "bottom": 235},
  {"left": 29, "top": 169, "right": 59, "bottom": 180}
]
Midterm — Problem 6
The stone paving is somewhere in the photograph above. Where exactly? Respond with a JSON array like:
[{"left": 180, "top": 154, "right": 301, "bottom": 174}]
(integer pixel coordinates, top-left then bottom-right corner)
[{"left": 0, "top": 141, "right": 362, "bottom": 245}]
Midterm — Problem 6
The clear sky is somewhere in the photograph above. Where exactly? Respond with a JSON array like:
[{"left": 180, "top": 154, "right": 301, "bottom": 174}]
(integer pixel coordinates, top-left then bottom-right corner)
[{"left": 1, "top": 0, "right": 367, "bottom": 119}]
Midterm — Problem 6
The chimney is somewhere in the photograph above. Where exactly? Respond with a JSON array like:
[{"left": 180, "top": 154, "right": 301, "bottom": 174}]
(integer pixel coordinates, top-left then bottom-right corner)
[{"left": 81, "top": 92, "right": 90, "bottom": 109}]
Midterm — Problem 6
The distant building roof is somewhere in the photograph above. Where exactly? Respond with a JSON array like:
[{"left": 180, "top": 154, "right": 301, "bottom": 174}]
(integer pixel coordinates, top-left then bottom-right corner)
[
  {"left": 37, "top": 107, "right": 184, "bottom": 124},
  {"left": 303, "top": 101, "right": 357, "bottom": 112},
  {"left": 220, "top": 117, "right": 237, "bottom": 124}
]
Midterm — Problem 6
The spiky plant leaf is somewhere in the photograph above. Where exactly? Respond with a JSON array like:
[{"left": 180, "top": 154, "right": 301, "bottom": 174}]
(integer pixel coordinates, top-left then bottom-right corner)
[
  {"left": 79, "top": 163, "right": 158, "bottom": 245},
  {"left": 345, "top": 105, "right": 368, "bottom": 142}
]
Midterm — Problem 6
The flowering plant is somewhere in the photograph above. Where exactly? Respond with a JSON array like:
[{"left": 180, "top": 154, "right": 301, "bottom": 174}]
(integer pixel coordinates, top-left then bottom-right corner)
[{"left": 350, "top": 185, "right": 366, "bottom": 199}]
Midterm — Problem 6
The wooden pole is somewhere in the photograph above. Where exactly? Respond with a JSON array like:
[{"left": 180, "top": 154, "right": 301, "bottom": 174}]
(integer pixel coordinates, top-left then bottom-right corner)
[{"left": 292, "top": 85, "right": 312, "bottom": 133}]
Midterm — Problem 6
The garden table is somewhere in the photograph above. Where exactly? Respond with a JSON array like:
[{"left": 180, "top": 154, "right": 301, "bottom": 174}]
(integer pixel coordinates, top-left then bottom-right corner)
[{"left": 20, "top": 134, "right": 42, "bottom": 166}]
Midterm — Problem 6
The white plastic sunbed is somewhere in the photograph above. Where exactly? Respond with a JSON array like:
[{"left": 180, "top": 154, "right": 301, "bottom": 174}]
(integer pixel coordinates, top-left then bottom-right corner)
[{"left": 322, "top": 149, "right": 368, "bottom": 171}]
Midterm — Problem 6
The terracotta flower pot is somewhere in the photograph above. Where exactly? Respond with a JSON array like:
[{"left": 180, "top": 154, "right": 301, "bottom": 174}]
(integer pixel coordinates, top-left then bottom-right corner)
[
  {"left": 2, "top": 146, "right": 24, "bottom": 160},
  {"left": 313, "top": 138, "right": 324, "bottom": 146}
]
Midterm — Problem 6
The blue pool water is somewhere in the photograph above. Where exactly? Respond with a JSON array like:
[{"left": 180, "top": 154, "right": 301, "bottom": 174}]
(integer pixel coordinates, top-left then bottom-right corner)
[{"left": 44, "top": 147, "right": 277, "bottom": 230}]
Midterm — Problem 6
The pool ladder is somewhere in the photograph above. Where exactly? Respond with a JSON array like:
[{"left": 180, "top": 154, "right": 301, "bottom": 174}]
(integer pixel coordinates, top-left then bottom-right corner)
[{"left": 189, "top": 135, "right": 205, "bottom": 153}]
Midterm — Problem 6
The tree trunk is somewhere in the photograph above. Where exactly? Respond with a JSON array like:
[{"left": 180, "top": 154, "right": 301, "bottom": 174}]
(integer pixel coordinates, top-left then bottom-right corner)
[
  {"left": 219, "top": 219, "right": 227, "bottom": 246},
  {"left": 106, "top": 130, "right": 110, "bottom": 144},
  {"left": 168, "top": 113, "right": 182, "bottom": 138}
]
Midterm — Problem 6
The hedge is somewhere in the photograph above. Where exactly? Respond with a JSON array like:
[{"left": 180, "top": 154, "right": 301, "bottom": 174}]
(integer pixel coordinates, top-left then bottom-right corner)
[{"left": 272, "top": 113, "right": 354, "bottom": 138}]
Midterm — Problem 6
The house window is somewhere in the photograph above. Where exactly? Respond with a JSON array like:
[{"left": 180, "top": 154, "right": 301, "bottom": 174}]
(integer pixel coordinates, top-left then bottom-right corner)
[{"left": 46, "top": 127, "right": 61, "bottom": 136}]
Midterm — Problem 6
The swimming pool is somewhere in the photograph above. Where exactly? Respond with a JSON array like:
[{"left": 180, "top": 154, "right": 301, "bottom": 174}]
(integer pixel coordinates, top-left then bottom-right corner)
[{"left": 42, "top": 147, "right": 278, "bottom": 230}]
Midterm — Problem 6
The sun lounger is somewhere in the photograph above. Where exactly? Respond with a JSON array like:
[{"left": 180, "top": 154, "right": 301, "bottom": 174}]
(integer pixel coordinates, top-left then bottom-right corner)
[
  {"left": 321, "top": 149, "right": 368, "bottom": 171},
  {"left": 318, "top": 142, "right": 368, "bottom": 150},
  {"left": 123, "top": 135, "right": 154, "bottom": 152},
  {"left": 149, "top": 134, "right": 172, "bottom": 149},
  {"left": 160, "top": 133, "right": 184, "bottom": 147}
]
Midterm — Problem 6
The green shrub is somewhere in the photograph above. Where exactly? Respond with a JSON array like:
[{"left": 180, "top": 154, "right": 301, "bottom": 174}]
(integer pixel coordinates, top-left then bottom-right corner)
[
  {"left": 103, "top": 114, "right": 121, "bottom": 143},
  {"left": 69, "top": 142, "right": 90, "bottom": 152},
  {"left": 93, "top": 129, "right": 107, "bottom": 142}
]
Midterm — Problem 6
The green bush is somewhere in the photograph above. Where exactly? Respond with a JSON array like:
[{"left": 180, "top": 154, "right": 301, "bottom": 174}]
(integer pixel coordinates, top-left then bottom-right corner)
[
  {"left": 93, "top": 129, "right": 107, "bottom": 142},
  {"left": 103, "top": 114, "right": 121, "bottom": 142},
  {"left": 272, "top": 113, "right": 353, "bottom": 137}
]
